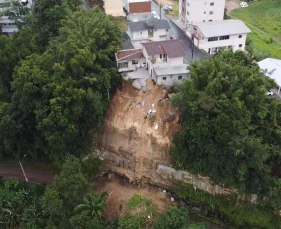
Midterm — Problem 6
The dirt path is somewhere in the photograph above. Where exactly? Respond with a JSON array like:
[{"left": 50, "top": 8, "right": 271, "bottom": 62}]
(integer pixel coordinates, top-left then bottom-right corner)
[{"left": 225, "top": 0, "right": 240, "bottom": 14}]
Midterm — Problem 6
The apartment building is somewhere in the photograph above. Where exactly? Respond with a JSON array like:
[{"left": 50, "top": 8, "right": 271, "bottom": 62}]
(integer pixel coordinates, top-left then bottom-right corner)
[
  {"left": 186, "top": 20, "right": 251, "bottom": 54},
  {"left": 127, "top": 19, "right": 171, "bottom": 48},
  {"left": 179, "top": 0, "right": 225, "bottom": 24},
  {"left": 0, "top": 0, "right": 33, "bottom": 36}
]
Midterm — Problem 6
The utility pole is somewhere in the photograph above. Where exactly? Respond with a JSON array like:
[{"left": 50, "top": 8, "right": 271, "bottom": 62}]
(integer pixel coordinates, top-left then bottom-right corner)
[
  {"left": 159, "top": 0, "right": 161, "bottom": 19},
  {"left": 19, "top": 154, "right": 28, "bottom": 182}
]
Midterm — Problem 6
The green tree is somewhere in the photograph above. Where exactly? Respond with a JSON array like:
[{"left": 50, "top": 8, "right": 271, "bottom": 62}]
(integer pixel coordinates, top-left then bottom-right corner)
[
  {"left": 154, "top": 206, "right": 189, "bottom": 229},
  {"left": 70, "top": 210, "right": 102, "bottom": 229},
  {"left": 74, "top": 191, "right": 107, "bottom": 223},
  {"left": 171, "top": 49, "right": 281, "bottom": 205}
]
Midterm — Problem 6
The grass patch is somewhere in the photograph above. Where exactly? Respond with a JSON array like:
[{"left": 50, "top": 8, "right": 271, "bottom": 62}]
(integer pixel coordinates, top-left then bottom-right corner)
[
  {"left": 116, "top": 17, "right": 128, "bottom": 32},
  {"left": 232, "top": 0, "right": 281, "bottom": 38},
  {"left": 166, "top": 4, "right": 179, "bottom": 18},
  {"left": 231, "top": 0, "right": 281, "bottom": 60},
  {"left": 247, "top": 25, "right": 281, "bottom": 60}
]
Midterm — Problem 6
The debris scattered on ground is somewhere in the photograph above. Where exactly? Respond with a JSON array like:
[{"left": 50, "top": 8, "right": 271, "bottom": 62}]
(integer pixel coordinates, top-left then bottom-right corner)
[
  {"left": 155, "top": 122, "right": 159, "bottom": 130},
  {"left": 163, "top": 190, "right": 167, "bottom": 193},
  {"left": 171, "top": 197, "right": 174, "bottom": 202},
  {"left": 162, "top": 113, "right": 175, "bottom": 122}
]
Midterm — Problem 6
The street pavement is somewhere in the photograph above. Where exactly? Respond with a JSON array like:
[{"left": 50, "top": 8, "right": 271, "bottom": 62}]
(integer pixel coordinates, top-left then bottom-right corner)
[{"left": 151, "top": 1, "right": 207, "bottom": 62}]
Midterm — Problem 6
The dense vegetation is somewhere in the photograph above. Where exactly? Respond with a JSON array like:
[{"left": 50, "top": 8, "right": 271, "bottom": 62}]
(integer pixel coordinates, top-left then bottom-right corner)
[
  {"left": 0, "top": 156, "right": 207, "bottom": 228},
  {"left": 0, "top": 0, "right": 122, "bottom": 161},
  {"left": 171, "top": 50, "right": 281, "bottom": 213},
  {"left": 231, "top": 0, "right": 281, "bottom": 60}
]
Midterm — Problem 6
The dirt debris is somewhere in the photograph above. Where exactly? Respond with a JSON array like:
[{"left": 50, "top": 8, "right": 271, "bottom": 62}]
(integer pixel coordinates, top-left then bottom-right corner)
[{"left": 94, "top": 173, "right": 177, "bottom": 218}]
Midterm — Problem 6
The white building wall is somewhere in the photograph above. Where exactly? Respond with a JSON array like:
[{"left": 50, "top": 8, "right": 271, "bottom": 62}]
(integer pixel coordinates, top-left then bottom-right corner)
[
  {"left": 156, "top": 73, "right": 190, "bottom": 86},
  {"left": 180, "top": 0, "right": 225, "bottom": 24},
  {"left": 169, "top": 56, "right": 184, "bottom": 66},
  {"left": 198, "top": 33, "right": 248, "bottom": 54}
]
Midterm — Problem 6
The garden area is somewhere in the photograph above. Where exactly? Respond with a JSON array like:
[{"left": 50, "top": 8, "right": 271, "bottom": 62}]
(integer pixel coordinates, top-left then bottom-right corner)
[{"left": 231, "top": 0, "right": 281, "bottom": 59}]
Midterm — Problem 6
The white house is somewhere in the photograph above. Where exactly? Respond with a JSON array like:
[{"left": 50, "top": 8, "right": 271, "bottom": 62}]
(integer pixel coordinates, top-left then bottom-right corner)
[
  {"left": 127, "top": 19, "right": 171, "bottom": 48},
  {"left": 115, "top": 39, "right": 190, "bottom": 86},
  {"left": 179, "top": 0, "right": 225, "bottom": 24},
  {"left": 258, "top": 58, "right": 281, "bottom": 96},
  {"left": 186, "top": 20, "right": 251, "bottom": 54},
  {"left": 123, "top": 0, "right": 151, "bottom": 14},
  {"left": 0, "top": 0, "right": 33, "bottom": 37},
  {"left": 115, "top": 49, "right": 146, "bottom": 72}
]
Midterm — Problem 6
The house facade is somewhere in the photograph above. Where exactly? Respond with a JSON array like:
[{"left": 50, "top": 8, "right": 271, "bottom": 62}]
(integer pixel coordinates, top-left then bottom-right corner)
[
  {"left": 142, "top": 40, "right": 189, "bottom": 86},
  {"left": 187, "top": 20, "right": 251, "bottom": 54},
  {"left": 127, "top": 20, "right": 170, "bottom": 48},
  {"left": 179, "top": 0, "right": 225, "bottom": 24},
  {"left": 115, "top": 49, "right": 146, "bottom": 72},
  {"left": 103, "top": 0, "right": 124, "bottom": 17}
]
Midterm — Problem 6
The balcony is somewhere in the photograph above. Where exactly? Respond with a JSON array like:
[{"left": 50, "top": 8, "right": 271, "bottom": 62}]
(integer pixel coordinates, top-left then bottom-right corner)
[{"left": 149, "top": 59, "right": 170, "bottom": 68}]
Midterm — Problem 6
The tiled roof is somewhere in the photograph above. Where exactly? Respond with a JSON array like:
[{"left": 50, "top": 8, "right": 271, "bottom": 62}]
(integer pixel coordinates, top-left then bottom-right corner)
[
  {"left": 128, "top": 19, "right": 171, "bottom": 32},
  {"left": 142, "top": 39, "right": 186, "bottom": 58},
  {"left": 116, "top": 49, "right": 145, "bottom": 61}
]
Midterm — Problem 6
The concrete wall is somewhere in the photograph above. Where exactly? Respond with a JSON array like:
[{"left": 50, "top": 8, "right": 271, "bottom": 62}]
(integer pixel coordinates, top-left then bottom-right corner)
[
  {"left": 104, "top": 0, "right": 124, "bottom": 16},
  {"left": 198, "top": 33, "right": 248, "bottom": 54},
  {"left": 169, "top": 56, "right": 184, "bottom": 66},
  {"left": 179, "top": 0, "right": 225, "bottom": 24},
  {"left": 156, "top": 73, "right": 190, "bottom": 86}
]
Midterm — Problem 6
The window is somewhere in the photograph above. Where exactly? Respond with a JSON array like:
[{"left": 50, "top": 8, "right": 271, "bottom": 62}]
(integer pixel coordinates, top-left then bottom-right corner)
[
  {"left": 203, "top": 20, "right": 205, "bottom": 22},
  {"left": 204, "top": 11, "right": 206, "bottom": 14},
  {"left": 132, "top": 60, "right": 138, "bottom": 64},
  {"left": 163, "top": 77, "right": 166, "bottom": 80},
  {"left": 187, "top": 2, "right": 189, "bottom": 6},
  {"left": 209, "top": 20, "right": 213, "bottom": 22},
  {"left": 219, "top": 35, "right": 230, "bottom": 40},
  {"left": 118, "top": 62, "right": 128, "bottom": 68},
  {"left": 209, "top": 11, "right": 213, "bottom": 15},
  {"left": 178, "top": 75, "right": 182, "bottom": 80},
  {"left": 140, "top": 31, "right": 142, "bottom": 34},
  {"left": 210, "top": 2, "right": 214, "bottom": 6},
  {"left": 186, "top": 11, "right": 189, "bottom": 15},
  {"left": 239, "top": 44, "right": 243, "bottom": 47},
  {"left": 239, "top": 35, "right": 242, "bottom": 38},
  {"left": 208, "top": 36, "right": 218, "bottom": 42}
]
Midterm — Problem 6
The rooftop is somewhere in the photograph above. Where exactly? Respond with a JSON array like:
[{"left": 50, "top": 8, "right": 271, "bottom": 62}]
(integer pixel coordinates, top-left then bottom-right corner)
[
  {"left": 194, "top": 20, "right": 251, "bottom": 37},
  {"left": 128, "top": 19, "right": 171, "bottom": 32},
  {"left": 258, "top": 58, "right": 281, "bottom": 87},
  {"left": 142, "top": 39, "right": 186, "bottom": 58},
  {"left": 116, "top": 49, "right": 145, "bottom": 61},
  {"left": 154, "top": 65, "right": 189, "bottom": 76}
]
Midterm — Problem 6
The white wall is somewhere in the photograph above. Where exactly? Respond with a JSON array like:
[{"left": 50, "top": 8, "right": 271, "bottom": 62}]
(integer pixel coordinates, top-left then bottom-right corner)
[
  {"left": 156, "top": 73, "right": 190, "bottom": 86},
  {"left": 198, "top": 33, "right": 248, "bottom": 54},
  {"left": 180, "top": 0, "right": 225, "bottom": 24},
  {"left": 168, "top": 56, "right": 184, "bottom": 66},
  {"left": 131, "top": 29, "right": 168, "bottom": 41}
]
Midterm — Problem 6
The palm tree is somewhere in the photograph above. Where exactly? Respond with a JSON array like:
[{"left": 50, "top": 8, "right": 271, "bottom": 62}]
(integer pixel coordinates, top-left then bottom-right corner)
[{"left": 74, "top": 190, "right": 107, "bottom": 223}]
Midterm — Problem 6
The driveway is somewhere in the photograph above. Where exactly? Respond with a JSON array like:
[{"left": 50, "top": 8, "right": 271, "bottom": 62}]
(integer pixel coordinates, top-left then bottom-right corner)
[{"left": 151, "top": 1, "right": 207, "bottom": 62}]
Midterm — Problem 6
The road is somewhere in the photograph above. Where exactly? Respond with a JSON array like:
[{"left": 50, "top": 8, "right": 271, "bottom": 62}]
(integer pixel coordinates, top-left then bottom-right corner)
[
  {"left": 0, "top": 166, "right": 55, "bottom": 185},
  {"left": 151, "top": 1, "right": 207, "bottom": 62}
]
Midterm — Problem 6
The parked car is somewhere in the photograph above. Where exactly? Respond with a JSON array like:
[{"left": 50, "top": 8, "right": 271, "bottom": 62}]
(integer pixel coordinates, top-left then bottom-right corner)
[
  {"left": 170, "top": 35, "right": 176, "bottom": 39},
  {"left": 163, "top": 5, "right": 173, "bottom": 12},
  {"left": 240, "top": 2, "right": 248, "bottom": 7},
  {"left": 266, "top": 90, "right": 274, "bottom": 96},
  {"left": 152, "top": 9, "right": 157, "bottom": 15}
]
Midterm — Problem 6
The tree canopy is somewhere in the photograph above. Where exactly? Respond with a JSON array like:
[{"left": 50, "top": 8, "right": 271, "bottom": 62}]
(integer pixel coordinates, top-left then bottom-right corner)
[
  {"left": 171, "top": 50, "right": 281, "bottom": 208},
  {"left": 0, "top": 7, "right": 121, "bottom": 160}
]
